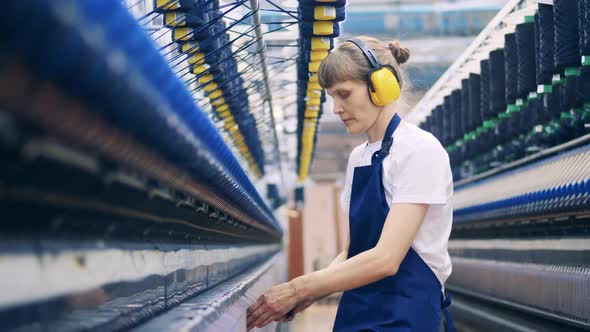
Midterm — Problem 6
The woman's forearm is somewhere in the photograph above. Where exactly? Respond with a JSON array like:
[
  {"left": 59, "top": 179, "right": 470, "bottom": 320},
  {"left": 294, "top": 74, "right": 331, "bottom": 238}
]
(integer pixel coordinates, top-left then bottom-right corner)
[
  {"left": 328, "top": 250, "right": 348, "bottom": 268},
  {"left": 309, "top": 250, "right": 348, "bottom": 301},
  {"left": 291, "top": 247, "right": 391, "bottom": 303}
]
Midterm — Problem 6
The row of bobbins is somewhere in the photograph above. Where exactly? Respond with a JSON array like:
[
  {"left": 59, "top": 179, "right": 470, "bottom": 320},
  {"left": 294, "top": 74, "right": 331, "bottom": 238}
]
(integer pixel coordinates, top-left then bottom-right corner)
[
  {"left": 156, "top": 0, "right": 265, "bottom": 177},
  {"left": 296, "top": 0, "right": 346, "bottom": 182}
]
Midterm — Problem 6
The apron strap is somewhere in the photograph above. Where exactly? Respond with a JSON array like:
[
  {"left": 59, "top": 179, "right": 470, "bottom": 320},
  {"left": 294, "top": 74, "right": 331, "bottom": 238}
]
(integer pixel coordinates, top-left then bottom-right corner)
[
  {"left": 371, "top": 113, "right": 401, "bottom": 164},
  {"left": 441, "top": 292, "right": 456, "bottom": 332}
]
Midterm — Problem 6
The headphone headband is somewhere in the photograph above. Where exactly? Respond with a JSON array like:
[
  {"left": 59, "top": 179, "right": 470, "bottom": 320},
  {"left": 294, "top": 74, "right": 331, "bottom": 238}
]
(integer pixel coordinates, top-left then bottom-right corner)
[
  {"left": 347, "top": 38, "right": 401, "bottom": 85},
  {"left": 348, "top": 38, "right": 381, "bottom": 69}
]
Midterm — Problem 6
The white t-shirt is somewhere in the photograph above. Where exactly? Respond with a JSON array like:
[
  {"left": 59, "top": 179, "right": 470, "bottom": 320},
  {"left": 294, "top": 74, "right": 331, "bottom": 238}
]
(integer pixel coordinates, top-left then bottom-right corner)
[{"left": 341, "top": 122, "right": 453, "bottom": 289}]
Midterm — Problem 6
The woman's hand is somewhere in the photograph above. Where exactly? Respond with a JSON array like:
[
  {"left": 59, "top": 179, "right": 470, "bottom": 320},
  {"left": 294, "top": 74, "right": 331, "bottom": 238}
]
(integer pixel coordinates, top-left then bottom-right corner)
[
  {"left": 246, "top": 281, "right": 299, "bottom": 330},
  {"left": 276, "top": 296, "right": 318, "bottom": 323}
]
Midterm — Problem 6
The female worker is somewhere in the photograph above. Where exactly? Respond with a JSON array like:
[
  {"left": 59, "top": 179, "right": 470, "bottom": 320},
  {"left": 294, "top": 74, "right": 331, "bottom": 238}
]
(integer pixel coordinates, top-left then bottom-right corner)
[{"left": 246, "top": 36, "right": 455, "bottom": 332}]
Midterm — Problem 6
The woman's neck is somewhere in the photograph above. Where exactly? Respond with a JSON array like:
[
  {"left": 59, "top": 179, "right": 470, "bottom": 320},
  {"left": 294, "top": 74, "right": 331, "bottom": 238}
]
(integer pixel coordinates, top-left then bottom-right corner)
[{"left": 366, "top": 105, "right": 399, "bottom": 143}]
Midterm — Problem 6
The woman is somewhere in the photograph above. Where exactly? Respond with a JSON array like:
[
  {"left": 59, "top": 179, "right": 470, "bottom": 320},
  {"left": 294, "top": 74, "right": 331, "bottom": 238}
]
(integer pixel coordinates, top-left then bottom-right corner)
[{"left": 246, "top": 36, "right": 455, "bottom": 332}]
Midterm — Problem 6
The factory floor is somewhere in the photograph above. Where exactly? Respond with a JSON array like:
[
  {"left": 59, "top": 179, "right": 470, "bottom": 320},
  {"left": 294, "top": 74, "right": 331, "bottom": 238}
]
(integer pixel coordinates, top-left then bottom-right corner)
[{"left": 290, "top": 303, "right": 339, "bottom": 332}]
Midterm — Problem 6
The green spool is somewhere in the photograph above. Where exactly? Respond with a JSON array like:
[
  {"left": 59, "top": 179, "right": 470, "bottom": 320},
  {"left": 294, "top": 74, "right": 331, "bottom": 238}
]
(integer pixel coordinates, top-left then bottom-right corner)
[
  {"left": 507, "top": 104, "right": 519, "bottom": 113},
  {"left": 564, "top": 66, "right": 581, "bottom": 77},
  {"left": 537, "top": 84, "right": 552, "bottom": 94}
]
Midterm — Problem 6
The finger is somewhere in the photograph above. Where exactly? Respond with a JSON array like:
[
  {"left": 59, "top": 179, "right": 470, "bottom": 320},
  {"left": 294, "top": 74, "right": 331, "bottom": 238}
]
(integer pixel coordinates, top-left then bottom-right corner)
[
  {"left": 253, "top": 311, "right": 273, "bottom": 329},
  {"left": 247, "top": 310, "right": 261, "bottom": 331},
  {"left": 247, "top": 310, "right": 261, "bottom": 330},
  {"left": 253, "top": 310, "right": 274, "bottom": 329},
  {"left": 258, "top": 313, "right": 280, "bottom": 329},
  {"left": 246, "top": 312, "right": 255, "bottom": 329},
  {"left": 250, "top": 294, "right": 270, "bottom": 316},
  {"left": 247, "top": 317, "right": 258, "bottom": 331},
  {"left": 247, "top": 296, "right": 264, "bottom": 315},
  {"left": 247, "top": 306, "right": 268, "bottom": 331},
  {"left": 248, "top": 315, "right": 260, "bottom": 330},
  {"left": 246, "top": 300, "right": 266, "bottom": 328}
]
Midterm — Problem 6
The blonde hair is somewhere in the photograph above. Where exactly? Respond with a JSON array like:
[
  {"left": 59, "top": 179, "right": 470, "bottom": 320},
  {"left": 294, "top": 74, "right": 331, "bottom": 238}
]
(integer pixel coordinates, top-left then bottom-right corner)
[{"left": 318, "top": 36, "right": 410, "bottom": 92}]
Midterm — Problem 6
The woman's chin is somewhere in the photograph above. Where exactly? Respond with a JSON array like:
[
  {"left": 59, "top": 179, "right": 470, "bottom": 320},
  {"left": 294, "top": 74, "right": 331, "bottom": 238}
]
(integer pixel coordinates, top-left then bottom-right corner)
[{"left": 345, "top": 126, "right": 363, "bottom": 135}]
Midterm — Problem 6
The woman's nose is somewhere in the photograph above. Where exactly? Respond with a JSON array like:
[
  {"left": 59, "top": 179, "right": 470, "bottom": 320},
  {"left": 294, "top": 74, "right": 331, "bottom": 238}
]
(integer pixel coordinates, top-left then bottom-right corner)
[{"left": 332, "top": 100, "right": 343, "bottom": 115}]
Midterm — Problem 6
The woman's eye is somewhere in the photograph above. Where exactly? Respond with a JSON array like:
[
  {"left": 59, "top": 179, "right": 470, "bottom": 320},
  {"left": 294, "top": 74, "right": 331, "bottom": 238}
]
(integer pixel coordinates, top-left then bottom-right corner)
[{"left": 339, "top": 92, "right": 350, "bottom": 99}]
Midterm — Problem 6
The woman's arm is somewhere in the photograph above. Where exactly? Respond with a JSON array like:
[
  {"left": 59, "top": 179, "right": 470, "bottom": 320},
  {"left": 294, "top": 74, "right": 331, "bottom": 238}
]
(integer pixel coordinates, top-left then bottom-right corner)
[
  {"left": 293, "top": 230, "right": 349, "bottom": 305},
  {"left": 290, "top": 202, "right": 427, "bottom": 302},
  {"left": 327, "top": 227, "right": 350, "bottom": 268},
  {"left": 328, "top": 249, "right": 348, "bottom": 267},
  {"left": 247, "top": 202, "right": 427, "bottom": 330},
  {"left": 303, "top": 249, "right": 348, "bottom": 302},
  {"left": 281, "top": 248, "right": 349, "bottom": 320}
]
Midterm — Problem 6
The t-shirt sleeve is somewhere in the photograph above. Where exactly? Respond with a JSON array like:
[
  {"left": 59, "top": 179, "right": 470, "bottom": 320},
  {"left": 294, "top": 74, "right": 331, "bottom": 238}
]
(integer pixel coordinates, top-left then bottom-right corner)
[{"left": 390, "top": 139, "right": 452, "bottom": 205}]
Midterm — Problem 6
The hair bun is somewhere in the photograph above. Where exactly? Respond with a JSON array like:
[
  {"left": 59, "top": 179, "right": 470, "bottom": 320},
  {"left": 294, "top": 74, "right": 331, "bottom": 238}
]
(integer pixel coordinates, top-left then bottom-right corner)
[{"left": 388, "top": 41, "right": 410, "bottom": 64}]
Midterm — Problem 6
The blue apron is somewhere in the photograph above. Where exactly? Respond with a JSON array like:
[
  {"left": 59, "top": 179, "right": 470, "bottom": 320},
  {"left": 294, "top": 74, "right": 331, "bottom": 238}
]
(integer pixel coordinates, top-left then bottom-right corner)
[{"left": 333, "top": 113, "right": 455, "bottom": 332}]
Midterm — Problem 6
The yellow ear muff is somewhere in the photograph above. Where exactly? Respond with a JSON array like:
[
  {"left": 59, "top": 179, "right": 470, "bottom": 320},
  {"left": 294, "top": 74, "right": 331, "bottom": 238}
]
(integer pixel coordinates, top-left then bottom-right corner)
[
  {"left": 348, "top": 38, "right": 402, "bottom": 107},
  {"left": 368, "top": 67, "right": 401, "bottom": 107}
]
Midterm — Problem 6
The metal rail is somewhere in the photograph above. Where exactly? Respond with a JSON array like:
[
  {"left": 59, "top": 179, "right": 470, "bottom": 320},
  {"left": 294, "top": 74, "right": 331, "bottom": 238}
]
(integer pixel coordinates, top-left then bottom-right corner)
[{"left": 250, "top": 0, "right": 286, "bottom": 189}]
